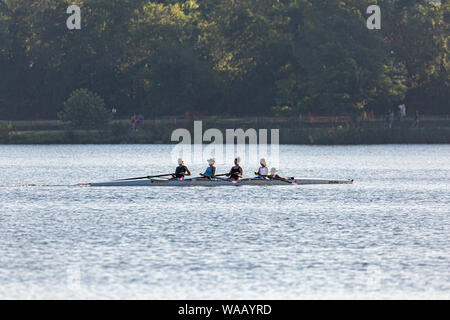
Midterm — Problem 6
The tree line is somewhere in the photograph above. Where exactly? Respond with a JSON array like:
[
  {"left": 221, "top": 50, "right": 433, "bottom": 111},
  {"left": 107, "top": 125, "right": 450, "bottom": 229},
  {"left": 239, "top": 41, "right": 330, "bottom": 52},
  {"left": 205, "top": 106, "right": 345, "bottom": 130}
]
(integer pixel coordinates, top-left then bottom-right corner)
[{"left": 0, "top": 0, "right": 448, "bottom": 120}]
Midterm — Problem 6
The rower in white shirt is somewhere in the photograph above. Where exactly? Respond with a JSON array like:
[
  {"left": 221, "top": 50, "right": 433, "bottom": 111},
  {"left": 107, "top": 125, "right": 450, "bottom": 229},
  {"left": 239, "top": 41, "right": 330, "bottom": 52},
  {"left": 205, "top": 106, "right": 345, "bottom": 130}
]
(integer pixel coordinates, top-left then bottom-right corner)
[{"left": 255, "top": 158, "right": 269, "bottom": 178}]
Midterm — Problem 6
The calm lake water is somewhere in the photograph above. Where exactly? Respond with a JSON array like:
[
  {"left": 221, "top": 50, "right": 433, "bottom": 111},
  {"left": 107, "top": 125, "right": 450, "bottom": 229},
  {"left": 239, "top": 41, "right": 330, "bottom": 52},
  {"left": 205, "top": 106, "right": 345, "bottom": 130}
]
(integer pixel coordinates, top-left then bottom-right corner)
[{"left": 0, "top": 144, "right": 449, "bottom": 299}]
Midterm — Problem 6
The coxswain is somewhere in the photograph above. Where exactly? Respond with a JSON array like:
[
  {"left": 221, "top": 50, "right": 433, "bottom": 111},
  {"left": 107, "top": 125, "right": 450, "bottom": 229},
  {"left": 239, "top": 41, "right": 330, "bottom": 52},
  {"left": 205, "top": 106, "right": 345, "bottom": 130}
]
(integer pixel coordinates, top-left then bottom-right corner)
[
  {"left": 269, "top": 167, "right": 294, "bottom": 181},
  {"left": 227, "top": 157, "right": 243, "bottom": 181},
  {"left": 172, "top": 158, "right": 191, "bottom": 180}
]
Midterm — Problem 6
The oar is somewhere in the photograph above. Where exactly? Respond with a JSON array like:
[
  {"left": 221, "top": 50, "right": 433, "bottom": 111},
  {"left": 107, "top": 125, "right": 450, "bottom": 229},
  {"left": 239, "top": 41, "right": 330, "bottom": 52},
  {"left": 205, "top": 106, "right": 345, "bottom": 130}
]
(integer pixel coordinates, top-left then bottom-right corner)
[
  {"left": 217, "top": 173, "right": 245, "bottom": 180},
  {"left": 195, "top": 175, "right": 236, "bottom": 182},
  {"left": 214, "top": 173, "right": 229, "bottom": 177},
  {"left": 214, "top": 176, "right": 231, "bottom": 182},
  {"left": 213, "top": 176, "right": 241, "bottom": 184},
  {"left": 113, "top": 173, "right": 173, "bottom": 182},
  {"left": 193, "top": 174, "right": 229, "bottom": 181},
  {"left": 193, "top": 173, "right": 229, "bottom": 180},
  {"left": 192, "top": 175, "right": 210, "bottom": 181}
]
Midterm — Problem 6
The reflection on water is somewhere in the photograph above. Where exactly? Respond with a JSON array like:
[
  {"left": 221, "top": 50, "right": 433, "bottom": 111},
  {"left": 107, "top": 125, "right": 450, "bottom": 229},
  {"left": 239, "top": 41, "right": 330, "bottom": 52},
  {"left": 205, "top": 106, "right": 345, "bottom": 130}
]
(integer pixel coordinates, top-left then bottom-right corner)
[{"left": 0, "top": 145, "right": 449, "bottom": 299}]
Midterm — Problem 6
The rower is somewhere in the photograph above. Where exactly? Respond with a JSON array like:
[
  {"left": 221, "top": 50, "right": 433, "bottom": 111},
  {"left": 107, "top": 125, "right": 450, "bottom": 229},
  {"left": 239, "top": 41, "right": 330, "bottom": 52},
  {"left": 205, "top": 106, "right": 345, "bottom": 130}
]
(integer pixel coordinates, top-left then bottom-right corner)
[
  {"left": 200, "top": 158, "right": 217, "bottom": 179},
  {"left": 172, "top": 158, "right": 192, "bottom": 181},
  {"left": 254, "top": 158, "right": 269, "bottom": 178},
  {"left": 268, "top": 167, "right": 294, "bottom": 181},
  {"left": 227, "top": 157, "right": 243, "bottom": 181}
]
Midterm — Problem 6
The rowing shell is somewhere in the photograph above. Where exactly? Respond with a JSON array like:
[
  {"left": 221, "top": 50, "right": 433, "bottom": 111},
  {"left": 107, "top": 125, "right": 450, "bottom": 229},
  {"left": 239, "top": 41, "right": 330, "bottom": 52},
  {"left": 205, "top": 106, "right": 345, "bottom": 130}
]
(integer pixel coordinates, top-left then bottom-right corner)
[{"left": 89, "top": 178, "right": 354, "bottom": 187}]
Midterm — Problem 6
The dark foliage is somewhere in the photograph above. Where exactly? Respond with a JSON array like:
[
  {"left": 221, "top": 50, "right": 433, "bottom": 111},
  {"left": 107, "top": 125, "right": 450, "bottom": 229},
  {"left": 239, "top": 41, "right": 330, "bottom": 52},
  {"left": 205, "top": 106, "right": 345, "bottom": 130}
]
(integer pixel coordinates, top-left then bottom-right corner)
[{"left": 0, "top": 0, "right": 448, "bottom": 120}]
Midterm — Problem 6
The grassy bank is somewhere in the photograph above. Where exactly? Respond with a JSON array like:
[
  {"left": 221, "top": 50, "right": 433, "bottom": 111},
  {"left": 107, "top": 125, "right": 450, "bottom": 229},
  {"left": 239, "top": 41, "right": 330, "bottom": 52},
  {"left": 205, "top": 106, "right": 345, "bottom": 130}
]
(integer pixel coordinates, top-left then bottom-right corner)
[{"left": 1, "top": 117, "right": 449, "bottom": 145}]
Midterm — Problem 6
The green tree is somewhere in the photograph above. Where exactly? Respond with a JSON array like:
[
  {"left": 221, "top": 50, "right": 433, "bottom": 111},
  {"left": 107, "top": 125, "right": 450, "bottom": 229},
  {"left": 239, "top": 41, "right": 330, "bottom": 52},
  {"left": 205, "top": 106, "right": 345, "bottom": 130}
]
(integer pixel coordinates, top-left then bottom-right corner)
[
  {"left": 58, "top": 89, "right": 111, "bottom": 129},
  {"left": 382, "top": 0, "right": 449, "bottom": 113},
  {"left": 199, "top": 0, "right": 289, "bottom": 115},
  {"left": 0, "top": 0, "right": 448, "bottom": 119},
  {"left": 274, "top": 0, "right": 406, "bottom": 116}
]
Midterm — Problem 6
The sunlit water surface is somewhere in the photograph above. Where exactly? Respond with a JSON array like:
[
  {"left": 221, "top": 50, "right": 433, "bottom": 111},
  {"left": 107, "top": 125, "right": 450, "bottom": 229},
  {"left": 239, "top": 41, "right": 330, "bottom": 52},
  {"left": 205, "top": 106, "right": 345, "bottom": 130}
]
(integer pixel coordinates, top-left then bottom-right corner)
[{"left": 0, "top": 145, "right": 449, "bottom": 299}]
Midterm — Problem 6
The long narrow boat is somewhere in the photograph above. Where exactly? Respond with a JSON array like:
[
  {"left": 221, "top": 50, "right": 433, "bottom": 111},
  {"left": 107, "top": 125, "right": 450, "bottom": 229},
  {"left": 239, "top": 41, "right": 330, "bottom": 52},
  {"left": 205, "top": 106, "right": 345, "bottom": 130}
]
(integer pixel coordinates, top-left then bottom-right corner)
[{"left": 89, "top": 178, "right": 354, "bottom": 187}]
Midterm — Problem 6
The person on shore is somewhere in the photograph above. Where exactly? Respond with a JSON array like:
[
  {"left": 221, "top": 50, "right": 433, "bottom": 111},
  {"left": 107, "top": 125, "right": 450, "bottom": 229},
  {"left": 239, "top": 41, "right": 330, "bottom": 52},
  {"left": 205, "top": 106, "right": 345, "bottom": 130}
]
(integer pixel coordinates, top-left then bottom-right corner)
[
  {"left": 362, "top": 111, "right": 368, "bottom": 121},
  {"left": 131, "top": 114, "right": 137, "bottom": 131},
  {"left": 401, "top": 104, "right": 407, "bottom": 120},
  {"left": 387, "top": 110, "right": 394, "bottom": 128},
  {"left": 414, "top": 110, "right": 420, "bottom": 127},
  {"left": 308, "top": 112, "right": 313, "bottom": 124},
  {"left": 137, "top": 114, "right": 144, "bottom": 130},
  {"left": 255, "top": 158, "right": 269, "bottom": 178},
  {"left": 269, "top": 168, "right": 294, "bottom": 181},
  {"left": 200, "top": 158, "right": 216, "bottom": 179},
  {"left": 172, "top": 158, "right": 191, "bottom": 181},
  {"left": 227, "top": 157, "right": 243, "bottom": 181}
]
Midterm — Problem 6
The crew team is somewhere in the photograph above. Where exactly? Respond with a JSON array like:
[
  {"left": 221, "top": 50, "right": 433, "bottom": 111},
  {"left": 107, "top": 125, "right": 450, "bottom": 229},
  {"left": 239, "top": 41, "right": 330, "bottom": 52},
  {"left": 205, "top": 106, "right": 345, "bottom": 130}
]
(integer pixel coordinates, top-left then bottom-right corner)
[{"left": 172, "top": 157, "right": 293, "bottom": 181}]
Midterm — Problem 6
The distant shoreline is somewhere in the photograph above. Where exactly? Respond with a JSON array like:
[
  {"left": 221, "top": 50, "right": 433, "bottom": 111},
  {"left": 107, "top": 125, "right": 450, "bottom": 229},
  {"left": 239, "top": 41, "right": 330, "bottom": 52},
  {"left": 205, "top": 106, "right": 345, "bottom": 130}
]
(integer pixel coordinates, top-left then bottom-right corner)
[{"left": 1, "top": 117, "right": 449, "bottom": 145}]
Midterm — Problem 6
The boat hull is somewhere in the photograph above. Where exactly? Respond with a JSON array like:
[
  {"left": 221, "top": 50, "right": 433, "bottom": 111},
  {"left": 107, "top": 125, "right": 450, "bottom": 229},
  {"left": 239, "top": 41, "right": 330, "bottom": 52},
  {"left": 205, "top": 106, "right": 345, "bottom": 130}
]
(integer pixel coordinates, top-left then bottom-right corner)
[{"left": 89, "top": 178, "right": 353, "bottom": 187}]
